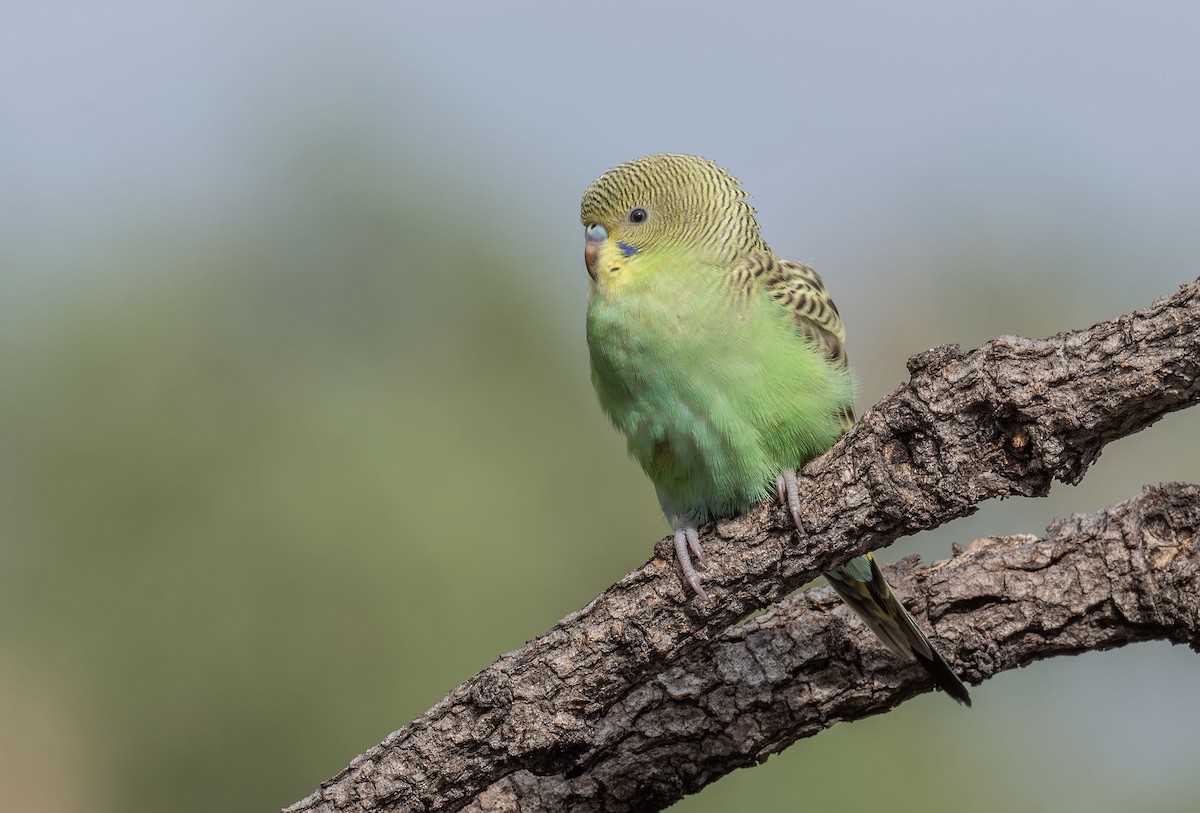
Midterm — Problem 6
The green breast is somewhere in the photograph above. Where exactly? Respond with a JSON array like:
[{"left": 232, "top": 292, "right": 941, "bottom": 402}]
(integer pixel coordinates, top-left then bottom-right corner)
[{"left": 586, "top": 256, "right": 853, "bottom": 522}]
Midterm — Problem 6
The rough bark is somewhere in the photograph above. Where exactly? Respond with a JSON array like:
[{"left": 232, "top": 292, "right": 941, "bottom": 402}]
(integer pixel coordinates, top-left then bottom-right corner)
[
  {"left": 286, "top": 279, "right": 1200, "bottom": 813},
  {"left": 468, "top": 483, "right": 1200, "bottom": 811}
]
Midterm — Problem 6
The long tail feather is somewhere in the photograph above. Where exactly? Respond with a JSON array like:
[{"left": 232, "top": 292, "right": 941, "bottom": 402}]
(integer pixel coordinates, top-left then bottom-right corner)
[{"left": 826, "top": 553, "right": 971, "bottom": 706}]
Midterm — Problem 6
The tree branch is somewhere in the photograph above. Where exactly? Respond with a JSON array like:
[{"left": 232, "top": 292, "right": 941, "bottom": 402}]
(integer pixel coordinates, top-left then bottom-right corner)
[
  {"left": 467, "top": 482, "right": 1200, "bottom": 812},
  {"left": 286, "top": 279, "right": 1200, "bottom": 813}
]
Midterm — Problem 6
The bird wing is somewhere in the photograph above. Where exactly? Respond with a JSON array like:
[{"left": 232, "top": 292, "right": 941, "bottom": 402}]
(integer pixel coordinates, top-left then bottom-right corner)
[
  {"left": 735, "top": 253, "right": 849, "bottom": 367},
  {"left": 735, "top": 253, "right": 855, "bottom": 427}
]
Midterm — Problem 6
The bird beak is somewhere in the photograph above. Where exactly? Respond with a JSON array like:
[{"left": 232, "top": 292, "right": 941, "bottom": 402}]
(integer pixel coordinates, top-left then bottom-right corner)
[{"left": 585, "top": 242, "right": 599, "bottom": 280}]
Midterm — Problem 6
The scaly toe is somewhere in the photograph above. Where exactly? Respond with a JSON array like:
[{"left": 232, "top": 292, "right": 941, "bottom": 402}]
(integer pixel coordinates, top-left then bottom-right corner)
[
  {"left": 673, "top": 522, "right": 708, "bottom": 600},
  {"left": 782, "top": 469, "right": 804, "bottom": 531}
]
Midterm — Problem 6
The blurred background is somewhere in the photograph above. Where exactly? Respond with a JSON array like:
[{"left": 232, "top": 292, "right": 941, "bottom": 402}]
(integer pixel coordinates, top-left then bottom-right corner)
[{"left": 2, "top": 2, "right": 1199, "bottom": 811}]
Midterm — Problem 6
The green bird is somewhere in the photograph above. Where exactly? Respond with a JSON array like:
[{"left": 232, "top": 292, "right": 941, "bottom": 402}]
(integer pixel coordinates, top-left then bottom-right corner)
[{"left": 581, "top": 153, "right": 970, "bottom": 705}]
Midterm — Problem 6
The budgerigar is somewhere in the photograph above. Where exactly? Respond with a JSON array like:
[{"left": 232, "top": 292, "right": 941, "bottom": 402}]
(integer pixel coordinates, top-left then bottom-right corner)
[{"left": 581, "top": 153, "right": 970, "bottom": 705}]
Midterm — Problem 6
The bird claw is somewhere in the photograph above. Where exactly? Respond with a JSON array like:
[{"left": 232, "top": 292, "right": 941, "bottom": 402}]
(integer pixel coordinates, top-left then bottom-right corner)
[
  {"left": 673, "top": 520, "right": 708, "bottom": 600},
  {"left": 776, "top": 469, "right": 805, "bottom": 532}
]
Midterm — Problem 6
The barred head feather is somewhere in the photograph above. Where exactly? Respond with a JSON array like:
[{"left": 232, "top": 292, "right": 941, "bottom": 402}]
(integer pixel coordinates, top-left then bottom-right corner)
[{"left": 580, "top": 154, "right": 768, "bottom": 259}]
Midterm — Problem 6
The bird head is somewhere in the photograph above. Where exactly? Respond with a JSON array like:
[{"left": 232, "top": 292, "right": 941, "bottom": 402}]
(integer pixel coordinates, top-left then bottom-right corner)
[{"left": 579, "top": 154, "right": 766, "bottom": 285}]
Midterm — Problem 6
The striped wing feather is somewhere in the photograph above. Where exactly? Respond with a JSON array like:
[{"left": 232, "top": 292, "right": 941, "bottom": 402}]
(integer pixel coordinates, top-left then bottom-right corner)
[{"left": 735, "top": 253, "right": 855, "bottom": 428}]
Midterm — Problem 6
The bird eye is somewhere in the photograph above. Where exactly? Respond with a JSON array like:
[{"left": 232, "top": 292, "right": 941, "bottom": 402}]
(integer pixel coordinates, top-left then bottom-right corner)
[
  {"left": 629, "top": 207, "right": 648, "bottom": 224},
  {"left": 584, "top": 223, "right": 608, "bottom": 243}
]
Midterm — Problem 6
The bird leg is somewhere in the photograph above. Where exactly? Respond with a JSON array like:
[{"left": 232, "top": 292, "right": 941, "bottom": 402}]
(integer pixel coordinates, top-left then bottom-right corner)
[{"left": 672, "top": 518, "right": 708, "bottom": 600}]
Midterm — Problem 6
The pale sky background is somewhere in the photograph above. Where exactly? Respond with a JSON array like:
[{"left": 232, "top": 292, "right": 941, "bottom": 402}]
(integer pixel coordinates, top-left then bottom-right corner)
[{"left": 7, "top": 1, "right": 1200, "bottom": 300}]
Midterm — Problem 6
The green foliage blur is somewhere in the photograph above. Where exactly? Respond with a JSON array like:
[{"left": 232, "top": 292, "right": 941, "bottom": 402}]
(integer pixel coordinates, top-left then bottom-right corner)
[{"left": 4, "top": 6, "right": 1200, "bottom": 813}]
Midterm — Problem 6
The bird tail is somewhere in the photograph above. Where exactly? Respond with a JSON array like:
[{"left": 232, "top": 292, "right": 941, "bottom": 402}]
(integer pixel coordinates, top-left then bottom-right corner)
[{"left": 825, "top": 553, "right": 971, "bottom": 706}]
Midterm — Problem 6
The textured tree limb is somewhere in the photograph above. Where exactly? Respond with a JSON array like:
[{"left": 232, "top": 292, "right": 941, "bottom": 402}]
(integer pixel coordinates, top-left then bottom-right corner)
[
  {"left": 286, "top": 279, "right": 1200, "bottom": 813},
  {"left": 467, "top": 482, "right": 1200, "bottom": 812}
]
